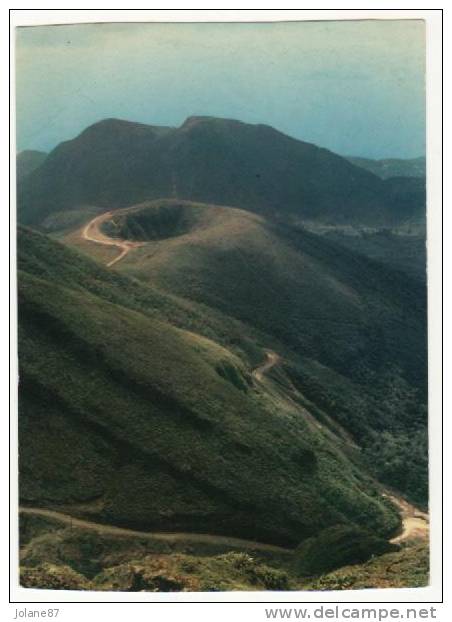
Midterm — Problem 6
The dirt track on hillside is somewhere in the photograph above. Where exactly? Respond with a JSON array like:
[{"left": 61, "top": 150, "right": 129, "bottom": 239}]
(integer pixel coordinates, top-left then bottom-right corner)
[
  {"left": 251, "top": 354, "right": 429, "bottom": 546},
  {"left": 19, "top": 507, "right": 290, "bottom": 554},
  {"left": 82, "top": 211, "right": 144, "bottom": 267},
  {"left": 385, "top": 494, "right": 429, "bottom": 544},
  {"left": 252, "top": 351, "right": 281, "bottom": 382}
]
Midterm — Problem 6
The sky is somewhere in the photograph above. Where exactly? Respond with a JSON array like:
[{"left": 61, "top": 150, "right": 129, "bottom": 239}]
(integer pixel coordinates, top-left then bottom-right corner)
[{"left": 15, "top": 20, "right": 425, "bottom": 159}]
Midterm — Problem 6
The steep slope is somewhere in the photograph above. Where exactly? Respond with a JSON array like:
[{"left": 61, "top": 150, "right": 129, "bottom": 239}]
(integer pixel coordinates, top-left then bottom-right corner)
[
  {"left": 18, "top": 226, "right": 400, "bottom": 546},
  {"left": 18, "top": 116, "right": 422, "bottom": 228},
  {"left": 16, "top": 150, "right": 47, "bottom": 182}
]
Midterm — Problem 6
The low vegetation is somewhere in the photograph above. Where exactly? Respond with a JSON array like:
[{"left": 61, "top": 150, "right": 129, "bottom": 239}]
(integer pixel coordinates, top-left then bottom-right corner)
[
  {"left": 19, "top": 514, "right": 428, "bottom": 592},
  {"left": 18, "top": 227, "right": 399, "bottom": 548},
  {"left": 306, "top": 541, "right": 429, "bottom": 591},
  {"left": 292, "top": 525, "right": 397, "bottom": 576}
]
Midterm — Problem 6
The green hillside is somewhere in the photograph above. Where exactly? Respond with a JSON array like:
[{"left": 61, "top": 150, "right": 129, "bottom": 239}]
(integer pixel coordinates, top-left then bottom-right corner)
[
  {"left": 60, "top": 199, "right": 428, "bottom": 506},
  {"left": 19, "top": 226, "right": 401, "bottom": 547},
  {"left": 16, "top": 117, "right": 428, "bottom": 592}
]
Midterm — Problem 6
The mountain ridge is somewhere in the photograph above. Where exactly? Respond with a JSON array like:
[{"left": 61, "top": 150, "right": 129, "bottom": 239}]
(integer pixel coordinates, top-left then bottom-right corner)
[
  {"left": 346, "top": 156, "right": 426, "bottom": 180},
  {"left": 18, "top": 116, "right": 425, "bottom": 229}
]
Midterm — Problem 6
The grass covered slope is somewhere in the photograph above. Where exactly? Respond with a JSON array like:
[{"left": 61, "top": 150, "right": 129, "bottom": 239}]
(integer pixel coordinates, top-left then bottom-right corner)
[
  {"left": 65, "top": 199, "right": 427, "bottom": 506},
  {"left": 105, "top": 201, "right": 426, "bottom": 379},
  {"left": 60, "top": 199, "right": 429, "bottom": 506},
  {"left": 18, "top": 226, "right": 400, "bottom": 547}
]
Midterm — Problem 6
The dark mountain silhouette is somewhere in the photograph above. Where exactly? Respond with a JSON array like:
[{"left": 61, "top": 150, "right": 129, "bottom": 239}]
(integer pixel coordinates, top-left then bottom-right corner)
[{"left": 18, "top": 117, "right": 424, "bottom": 228}]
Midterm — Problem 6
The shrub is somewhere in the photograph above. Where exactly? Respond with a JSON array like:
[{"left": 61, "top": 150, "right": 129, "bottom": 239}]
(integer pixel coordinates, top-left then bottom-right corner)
[{"left": 293, "top": 525, "right": 397, "bottom": 576}]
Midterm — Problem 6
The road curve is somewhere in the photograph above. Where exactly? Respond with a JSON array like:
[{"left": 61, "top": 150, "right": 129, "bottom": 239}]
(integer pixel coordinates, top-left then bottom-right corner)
[
  {"left": 19, "top": 507, "right": 291, "bottom": 555},
  {"left": 252, "top": 350, "right": 281, "bottom": 382},
  {"left": 385, "top": 494, "right": 429, "bottom": 544},
  {"left": 82, "top": 211, "right": 143, "bottom": 267},
  {"left": 251, "top": 352, "right": 429, "bottom": 546}
]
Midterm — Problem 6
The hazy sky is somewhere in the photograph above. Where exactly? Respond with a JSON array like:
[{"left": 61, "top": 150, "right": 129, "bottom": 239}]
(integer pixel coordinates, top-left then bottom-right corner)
[{"left": 15, "top": 20, "right": 425, "bottom": 158}]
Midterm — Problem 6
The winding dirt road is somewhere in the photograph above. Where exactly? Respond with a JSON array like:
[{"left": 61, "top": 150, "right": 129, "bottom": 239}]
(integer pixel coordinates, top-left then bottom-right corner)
[
  {"left": 252, "top": 350, "right": 281, "bottom": 382},
  {"left": 19, "top": 507, "right": 290, "bottom": 555},
  {"left": 250, "top": 351, "right": 429, "bottom": 546},
  {"left": 82, "top": 211, "right": 144, "bottom": 267},
  {"left": 51, "top": 196, "right": 435, "bottom": 566},
  {"left": 385, "top": 494, "right": 429, "bottom": 544}
]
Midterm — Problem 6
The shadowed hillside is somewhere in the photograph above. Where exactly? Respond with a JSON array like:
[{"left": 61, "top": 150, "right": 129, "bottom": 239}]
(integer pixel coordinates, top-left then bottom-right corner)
[
  {"left": 18, "top": 117, "right": 423, "bottom": 228},
  {"left": 16, "top": 150, "right": 47, "bottom": 182}
]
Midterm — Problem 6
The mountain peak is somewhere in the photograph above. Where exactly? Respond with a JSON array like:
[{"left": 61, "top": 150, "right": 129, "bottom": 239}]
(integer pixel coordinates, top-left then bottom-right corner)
[
  {"left": 80, "top": 118, "right": 155, "bottom": 136},
  {"left": 180, "top": 115, "right": 249, "bottom": 130},
  {"left": 18, "top": 114, "right": 424, "bottom": 229},
  {"left": 182, "top": 115, "right": 215, "bottom": 126},
  {"left": 77, "top": 118, "right": 175, "bottom": 143}
]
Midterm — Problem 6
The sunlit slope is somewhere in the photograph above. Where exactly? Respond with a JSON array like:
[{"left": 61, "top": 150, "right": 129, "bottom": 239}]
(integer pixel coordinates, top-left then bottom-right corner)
[{"left": 18, "top": 227, "right": 399, "bottom": 546}]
